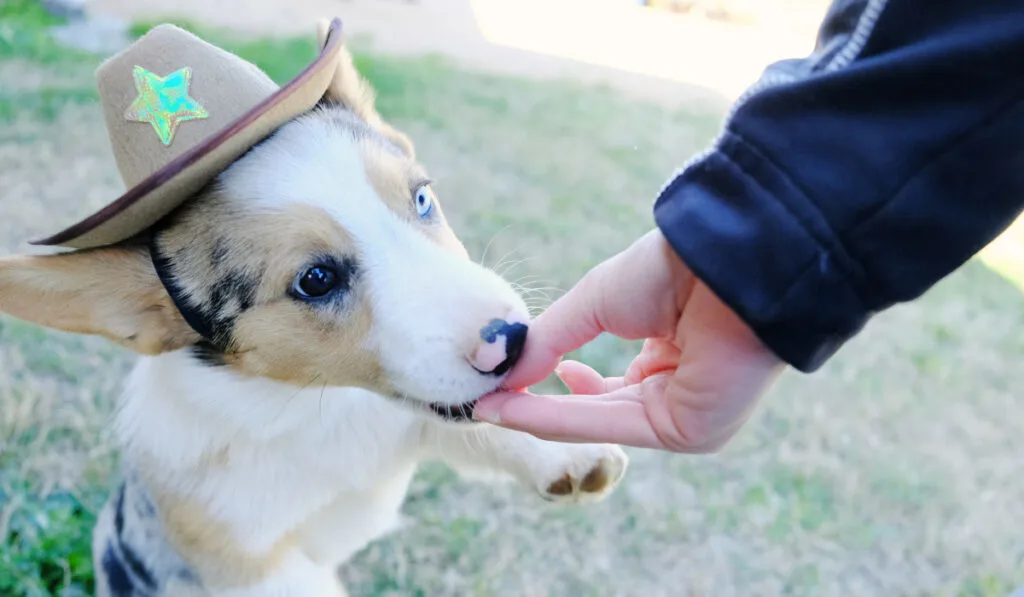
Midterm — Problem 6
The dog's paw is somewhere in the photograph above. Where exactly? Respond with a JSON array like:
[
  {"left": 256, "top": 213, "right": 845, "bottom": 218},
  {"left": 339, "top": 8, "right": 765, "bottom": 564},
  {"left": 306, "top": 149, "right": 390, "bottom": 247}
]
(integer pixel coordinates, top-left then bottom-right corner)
[{"left": 533, "top": 444, "right": 628, "bottom": 504}]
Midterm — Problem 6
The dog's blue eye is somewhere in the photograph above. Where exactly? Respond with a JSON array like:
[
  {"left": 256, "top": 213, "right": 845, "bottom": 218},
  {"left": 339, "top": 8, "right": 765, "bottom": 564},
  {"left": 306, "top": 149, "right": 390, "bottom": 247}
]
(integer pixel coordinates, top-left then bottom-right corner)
[
  {"left": 294, "top": 265, "right": 338, "bottom": 298},
  {"left": 414, "top": 185, "right": 434, "bottom": 218}
]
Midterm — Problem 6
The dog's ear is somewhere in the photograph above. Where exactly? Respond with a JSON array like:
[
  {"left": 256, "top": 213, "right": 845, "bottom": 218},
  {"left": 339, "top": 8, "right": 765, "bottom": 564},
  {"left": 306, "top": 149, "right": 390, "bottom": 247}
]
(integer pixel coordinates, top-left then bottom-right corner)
[
  {"left": 0, "top": 247, "right": 200, "bottom": 355},
  {"left": 317, "top": 19, "right": 416, "bottom": 159}
]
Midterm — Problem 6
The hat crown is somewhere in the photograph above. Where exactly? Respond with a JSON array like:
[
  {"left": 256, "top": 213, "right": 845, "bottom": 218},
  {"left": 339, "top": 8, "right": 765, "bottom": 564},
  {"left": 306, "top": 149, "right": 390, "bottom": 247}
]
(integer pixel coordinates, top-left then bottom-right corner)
[
  {"left": 97, "top": 24, "right": 278, "bottom": 189},
  {"left": 32, "top": 17, "right": 344, "bottom": 250}
]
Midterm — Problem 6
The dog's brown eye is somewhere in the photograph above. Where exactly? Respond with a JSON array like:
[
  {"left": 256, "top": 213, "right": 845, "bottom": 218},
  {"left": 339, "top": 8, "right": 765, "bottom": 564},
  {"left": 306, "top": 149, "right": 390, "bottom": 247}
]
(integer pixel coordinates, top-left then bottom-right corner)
[{"left": 295, "top": 265, "right": 338, "bottom": 298}]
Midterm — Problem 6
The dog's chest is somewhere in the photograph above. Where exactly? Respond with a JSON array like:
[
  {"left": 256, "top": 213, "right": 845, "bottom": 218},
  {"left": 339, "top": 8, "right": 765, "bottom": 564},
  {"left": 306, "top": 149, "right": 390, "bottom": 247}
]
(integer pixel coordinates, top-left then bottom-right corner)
[
  {"left": 181, "top": 397, "right": 424, "bottom": 554},
  {"left": 295, "top": 459, "right": 419, "bottom": 564},
  {"left": 123, "top": 360, "right": 429, "bottom": 559}
]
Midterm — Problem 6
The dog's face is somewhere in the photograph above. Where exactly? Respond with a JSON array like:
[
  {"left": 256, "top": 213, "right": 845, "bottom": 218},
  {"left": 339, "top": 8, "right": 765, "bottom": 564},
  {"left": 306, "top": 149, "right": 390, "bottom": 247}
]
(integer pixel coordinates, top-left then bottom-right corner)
[
  {"left": 148, "top": 104, "right": 530, "bottom": 419},
  {"left": 0, "top": 46, "right": 529, "bottom": 422}
]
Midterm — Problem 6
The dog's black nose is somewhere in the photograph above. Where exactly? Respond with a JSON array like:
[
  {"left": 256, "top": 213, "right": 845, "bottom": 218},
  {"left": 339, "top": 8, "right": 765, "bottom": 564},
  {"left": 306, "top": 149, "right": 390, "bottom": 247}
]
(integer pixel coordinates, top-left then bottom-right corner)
[
  {"left": 469, "top": 318, "right": 529, "bottom": 376},
  {"left": 494, "top": 321, "right": 528, "bottom": 376}
]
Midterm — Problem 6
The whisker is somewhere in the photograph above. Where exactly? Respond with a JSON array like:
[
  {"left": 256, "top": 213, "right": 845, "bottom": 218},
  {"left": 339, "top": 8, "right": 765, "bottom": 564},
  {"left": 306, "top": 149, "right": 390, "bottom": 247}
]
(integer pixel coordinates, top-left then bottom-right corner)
[
  {"left": 509, "top": 273, "right": 546, "bottom": 285},
  {"left": 496, "top": 257, "right": 538, "bottom": 278},
  {"left": 318, "top": 382, "right": 328, "bottom": 431},
  {"left": 490, "top": 244, "right": 541, "bottom": 278},
  {"left": 272, "top": 373, "right": 321, "bottom": 423},
  {"left": 478, "top": 223, "right": 518, "bottom": 268},
  {"left": 524, "top": 301, "right": 553, "bottom": 312},
  {"left": 487, "top": 247, "right": 519, "bottom": 274}
]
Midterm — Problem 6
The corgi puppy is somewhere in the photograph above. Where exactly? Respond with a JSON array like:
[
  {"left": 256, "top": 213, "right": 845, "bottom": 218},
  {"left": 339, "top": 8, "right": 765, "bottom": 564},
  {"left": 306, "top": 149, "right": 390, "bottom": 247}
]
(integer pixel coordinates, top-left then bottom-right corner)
[{"left": 0, "top": 41, "right": 628, "bottom": 597}]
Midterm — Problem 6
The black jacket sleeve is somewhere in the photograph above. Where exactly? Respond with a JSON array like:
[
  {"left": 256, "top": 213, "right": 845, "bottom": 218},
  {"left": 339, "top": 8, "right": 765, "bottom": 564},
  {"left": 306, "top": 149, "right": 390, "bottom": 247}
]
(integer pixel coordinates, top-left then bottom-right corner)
[{"left": 653, "top": 0, "right": 1024, "bottom": 372}]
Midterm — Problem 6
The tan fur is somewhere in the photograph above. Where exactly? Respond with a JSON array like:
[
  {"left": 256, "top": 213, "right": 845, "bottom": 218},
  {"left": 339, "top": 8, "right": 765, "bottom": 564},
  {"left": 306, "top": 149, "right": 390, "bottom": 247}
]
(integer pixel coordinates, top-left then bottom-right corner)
[
  {"left": 359, "top": 140, "right": 469, "bottom": 258},
  {"left": 156, "top": 200, "right": 359, "bottom": 305},
  {"left": 0, "top": 249, "right": 199, "bottom": 354},
  {"left": 146, "top": 478, "right": 297, "bottom": 589},
  {"left": 230, "top": 297, "right": 382, "bottom": 389},
  {"left": 321, "top": 40, "right": 414, "bottom": 159},
  {"left": 359, "top": 139, "right": 424, "bottom": 216},
  {"left": 154, "top": 199, "right": 389, "bottom": 389},
  {"left": 0, "top": 97, "right": 458, "bottom": 382},
  {"left": 319, "top": 34, "right": 465, "bottom": 256}
]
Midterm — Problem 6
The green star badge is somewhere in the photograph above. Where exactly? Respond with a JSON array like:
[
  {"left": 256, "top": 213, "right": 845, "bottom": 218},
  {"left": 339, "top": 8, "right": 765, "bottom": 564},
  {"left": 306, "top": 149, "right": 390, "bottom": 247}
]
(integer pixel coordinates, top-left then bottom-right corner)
[{"left": 124, "top": 65, "right": 209, "bottom": 146}]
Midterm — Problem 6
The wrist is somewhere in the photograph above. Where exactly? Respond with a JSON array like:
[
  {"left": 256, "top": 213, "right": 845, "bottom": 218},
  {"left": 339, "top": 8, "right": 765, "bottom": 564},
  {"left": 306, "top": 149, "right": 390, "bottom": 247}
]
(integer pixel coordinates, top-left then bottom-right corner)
[{"left": 649, "top": 227, "right": 695, "bottom": 318}]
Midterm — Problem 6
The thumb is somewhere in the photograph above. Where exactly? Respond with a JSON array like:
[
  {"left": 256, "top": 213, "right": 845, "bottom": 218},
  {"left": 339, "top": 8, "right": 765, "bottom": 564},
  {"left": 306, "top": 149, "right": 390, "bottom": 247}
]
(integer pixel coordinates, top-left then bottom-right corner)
[{"left": 503, "top": 229, "right": 687, "bottom": 390}]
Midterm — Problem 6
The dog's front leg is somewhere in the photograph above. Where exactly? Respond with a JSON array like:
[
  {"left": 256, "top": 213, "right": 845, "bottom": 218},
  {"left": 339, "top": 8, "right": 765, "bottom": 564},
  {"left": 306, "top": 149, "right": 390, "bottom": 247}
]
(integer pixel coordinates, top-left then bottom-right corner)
[{"left": 421, "top": 423, "right": 628, "bottom": 503}]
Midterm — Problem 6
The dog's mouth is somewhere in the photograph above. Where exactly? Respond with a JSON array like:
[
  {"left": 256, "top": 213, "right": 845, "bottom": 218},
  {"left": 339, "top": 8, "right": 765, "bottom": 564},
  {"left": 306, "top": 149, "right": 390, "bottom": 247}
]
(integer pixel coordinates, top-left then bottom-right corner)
[
  {"left": 389, "top": 391, "right": 486, "bottom": 423},
  {"left": 426, "top": 398, "right": 479, "bottom": 422}
]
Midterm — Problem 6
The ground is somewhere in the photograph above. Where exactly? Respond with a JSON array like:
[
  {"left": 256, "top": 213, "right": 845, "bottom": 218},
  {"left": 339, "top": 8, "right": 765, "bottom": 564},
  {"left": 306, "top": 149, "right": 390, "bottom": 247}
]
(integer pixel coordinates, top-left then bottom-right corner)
[{"left": 1, "top": 1, "right": 1022, "bottom": 596}]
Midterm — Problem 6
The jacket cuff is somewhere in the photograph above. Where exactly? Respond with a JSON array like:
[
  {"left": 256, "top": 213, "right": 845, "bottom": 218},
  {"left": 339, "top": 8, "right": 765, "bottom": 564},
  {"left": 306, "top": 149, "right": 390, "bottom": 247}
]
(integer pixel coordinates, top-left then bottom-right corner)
[{"left": 653, "top": 132, "right": 870, "bottom": 372}]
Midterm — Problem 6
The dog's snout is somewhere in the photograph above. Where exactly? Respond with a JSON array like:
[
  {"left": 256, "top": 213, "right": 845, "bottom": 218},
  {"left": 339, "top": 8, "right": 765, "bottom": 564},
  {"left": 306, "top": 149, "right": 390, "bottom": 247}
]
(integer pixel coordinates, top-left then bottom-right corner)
[{"left": 468, "top": 312, "right": 529, "bottom": 376}]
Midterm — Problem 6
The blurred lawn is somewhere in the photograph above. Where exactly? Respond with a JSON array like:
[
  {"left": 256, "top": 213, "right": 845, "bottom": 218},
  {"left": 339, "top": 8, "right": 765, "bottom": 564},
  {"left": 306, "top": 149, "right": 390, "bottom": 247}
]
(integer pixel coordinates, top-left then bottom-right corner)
[{"left": 2, "top": 2, "right": 1023, "bottom": 596}]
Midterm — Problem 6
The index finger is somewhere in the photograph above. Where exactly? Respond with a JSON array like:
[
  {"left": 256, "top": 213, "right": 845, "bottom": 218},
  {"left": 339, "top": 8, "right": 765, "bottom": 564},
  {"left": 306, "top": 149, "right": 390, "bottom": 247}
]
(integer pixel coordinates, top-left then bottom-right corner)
[{"left": 473, "top": 388, "right": 664, "bottom": 449}]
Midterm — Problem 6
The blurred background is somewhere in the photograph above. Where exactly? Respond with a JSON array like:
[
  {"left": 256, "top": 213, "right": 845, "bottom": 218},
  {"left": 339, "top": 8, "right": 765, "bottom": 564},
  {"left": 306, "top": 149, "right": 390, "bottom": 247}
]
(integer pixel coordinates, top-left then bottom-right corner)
[{"left": 1, "top": 0, "right": 1022, "bottom": 595}]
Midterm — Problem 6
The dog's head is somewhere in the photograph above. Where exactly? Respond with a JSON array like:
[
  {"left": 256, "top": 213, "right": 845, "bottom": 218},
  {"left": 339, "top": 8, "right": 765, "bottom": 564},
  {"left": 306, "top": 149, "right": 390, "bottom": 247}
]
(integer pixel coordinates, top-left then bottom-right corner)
[{"left": 0, "top": 46, "right": 529, "bottom": 423}]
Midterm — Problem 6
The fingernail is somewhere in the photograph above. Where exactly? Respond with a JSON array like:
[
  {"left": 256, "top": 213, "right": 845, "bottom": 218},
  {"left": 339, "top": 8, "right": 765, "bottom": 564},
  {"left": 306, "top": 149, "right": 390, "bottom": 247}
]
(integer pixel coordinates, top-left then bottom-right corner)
[{"left": 553, "top": 364, "right": 571, "bottom": 391}]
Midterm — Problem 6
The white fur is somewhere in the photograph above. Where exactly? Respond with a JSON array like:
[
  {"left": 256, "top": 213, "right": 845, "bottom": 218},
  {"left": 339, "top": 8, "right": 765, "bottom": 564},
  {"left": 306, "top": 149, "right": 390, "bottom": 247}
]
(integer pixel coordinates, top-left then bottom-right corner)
[
  {"left": 224, "top": 114, "right": 523, "bottom": 405},
  {"left": 101, "top": 111, "right": 629, "bottom": 596},
  {"left": 119, "top": 349, "right": 626, "bottom": 596},
  {"left": 215, "top": 552, "right": 348, "bottom": 597}
]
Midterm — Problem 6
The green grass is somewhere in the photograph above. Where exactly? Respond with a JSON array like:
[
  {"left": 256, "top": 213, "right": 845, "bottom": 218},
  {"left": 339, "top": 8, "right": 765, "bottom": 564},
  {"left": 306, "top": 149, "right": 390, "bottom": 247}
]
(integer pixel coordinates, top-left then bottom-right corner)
[
  {"left": 2, "top": 2, "right": 1024, "bottom": 596},
  {"left": 0, "top": 486, "right": 102, "bottom": 597},
  {"left": 0, "top": 0, "right": 100, "bottom": 122},
  {"left": 0, "top": 0, "right": 64, "bottom": 26},
  {"left": 0, "top": 87, "right": 98, "bottom": 123},
  {"left": 0, "top": 0, "right": 96, "bottom": 64}
]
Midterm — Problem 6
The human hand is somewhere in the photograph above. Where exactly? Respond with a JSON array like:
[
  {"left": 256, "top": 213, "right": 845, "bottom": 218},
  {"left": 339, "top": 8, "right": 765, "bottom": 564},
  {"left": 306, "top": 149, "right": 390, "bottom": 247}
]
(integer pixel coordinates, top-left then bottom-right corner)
[{"left": 473, "top": 228, "right": 786, "bottom": 453}]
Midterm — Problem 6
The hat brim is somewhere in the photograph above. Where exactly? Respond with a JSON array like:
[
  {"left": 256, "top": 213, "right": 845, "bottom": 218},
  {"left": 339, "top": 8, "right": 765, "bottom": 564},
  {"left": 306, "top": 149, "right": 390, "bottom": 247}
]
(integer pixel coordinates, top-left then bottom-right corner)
[{"left": 31, "top": 18, "right": 345, "bottom": 249}]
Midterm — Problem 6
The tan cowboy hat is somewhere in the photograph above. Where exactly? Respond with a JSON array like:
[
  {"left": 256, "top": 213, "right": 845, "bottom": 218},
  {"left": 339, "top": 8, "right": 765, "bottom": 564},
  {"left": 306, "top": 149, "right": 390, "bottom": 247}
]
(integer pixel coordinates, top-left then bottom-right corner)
[{"left": 32, "top": 17, "right": 346, "bottom": 249}]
